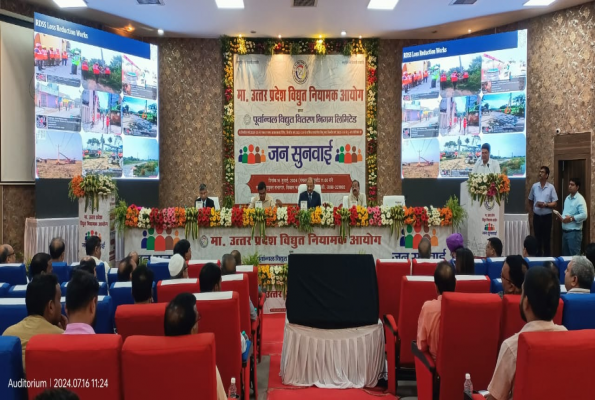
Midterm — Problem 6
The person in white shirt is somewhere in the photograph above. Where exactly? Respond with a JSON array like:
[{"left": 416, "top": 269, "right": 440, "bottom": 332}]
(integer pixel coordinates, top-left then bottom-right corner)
[
  {"left": 85, "top": 235, "right": 109, "bottom": 281},
  {"left": 348, "top": 180, "right": 367, "bottom": 207},
  {"left": 564, "top": 256, "right": 594, "bottom": 294},
  {"left": 471, "top": 143, "right": 501, "bottom": 174}
]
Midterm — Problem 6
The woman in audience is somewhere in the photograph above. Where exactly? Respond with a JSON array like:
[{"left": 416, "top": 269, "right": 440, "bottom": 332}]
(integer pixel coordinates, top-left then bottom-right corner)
[{"left": 455, "top": 247, "right": 475, "bottom": 275}]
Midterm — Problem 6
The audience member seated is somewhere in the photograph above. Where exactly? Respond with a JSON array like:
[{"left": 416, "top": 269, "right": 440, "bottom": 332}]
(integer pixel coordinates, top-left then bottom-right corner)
[
  {"left": 455, "top": 247, "right": 475, "bottom": 275},
  {"left": 221, "top": 254, "right": 257, "bottom": 321},
  {"left": 173, "top": 239, "right": 192, "bottom": 262},
  {"left": 416, "top": 261, "right": 456, "bottom": 361},
  {"left": 544, "top": 261, "right": 559, "bottom": 280},
  {"left": 64, "top": 270, "right": 99, "bottom": 335},
  {"left": 34, "top": 388, "right": 79, "bottom": 400},
  {"left": 486, "top": 237, "right": 503, "bottom": 258},
  {"left": 522, "top": 236, "right": 538, "bottom": 258},
  {"left": 128, "top": 251, "right": 139, "bottom": 266},
  {"left": 49, "top": 237, "right": 66, "bottom": 264},
  {"left": 0, "top": 244, "right": 16, "bottom": 264},
  {"left": 486, "top": 266, "right": 566, "bottom": 400},
  {"left": 231, "top": 250, "right": 242, "bottom": 266},
  {"left": 132, "top": 266, "right": 154, "bottom": 304},
  {"left": 2, "top": 274, "right": 64, "bottom": 370},
  {"left": 30, "top": 253, "right": 53, "bottom": 277},
  {"left": 417, "top": 237, "right": 431, "bottom": 259},
  {"left": 585, "top": 243, "right": 595, "bottom": 268},
  {"left": 564, "top": 256, "right": 595, "bottom": 294},
  {"left": 117, "top": 256, "right": 136, "bottom": 282},
  {"left": 75, "top": 256, "right": 96, "bottom": 277},
  {"left": 85, "top": 235, "right": 107, "bottom": 266},
  {"left": 200, "top": 262, "right": 222, "bottom": 293},
  {"left": 446, "top": 233, "right": 464, "bottom": 260},
  {"left": 298, "top": 177, "right": 321, "bottom": 209},
  {"left": 499, "top": 255, "right": 528, "bottom": 297},
  {"left": 164, "top": 293, "right": 227, "bottom": 400},
  {"left": 169, "top": 254, "right": 188, "bottom": 279}
]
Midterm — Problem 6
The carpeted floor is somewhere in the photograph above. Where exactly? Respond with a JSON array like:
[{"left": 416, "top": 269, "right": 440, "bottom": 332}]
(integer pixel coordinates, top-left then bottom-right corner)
[{"left": 259, "top": 313, "right": 400, "bottom": 400}]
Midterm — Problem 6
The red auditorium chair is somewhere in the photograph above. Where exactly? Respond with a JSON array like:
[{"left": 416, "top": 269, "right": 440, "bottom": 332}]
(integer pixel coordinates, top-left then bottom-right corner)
[
  {"left": 384, "top": 275, "right": 436, "bottom": 395},
  {"left": 413, "top": 293, "right": 502, "bottom": 400},
  {"left": 115, "top": 303, "right": 167, "bottom": 342},
  {"left": 236, "top": 265, "right": 262, "bottom": 362},
  {"left": 122, "top": 334, "right": 218, "bottom": 400},
  {"left": 26, "top": 334, "right": 122, "bottom": 400},
  {"left": 412, "top": 258, "right": 443, "bottom": 276},
  {"left": 500, "top": 294, "right": 564, "bottom": 344},
  {"left": 455, "top": 275, "right": 491, "bottom": 293},
  {"left": 196, "top": 291, "right": 255, "bottom": 400},
  {"left": 188, "top": 259, "right": 220, "bottom": 279},
  {"left": 376, "top": 259, "right": 411, "bottom": 321},
  {"left": 156, "top": 278, "right": 201, "bottom": 303},
  {"left": 221, "top": 274, "right": 252, "bottom": 340}
]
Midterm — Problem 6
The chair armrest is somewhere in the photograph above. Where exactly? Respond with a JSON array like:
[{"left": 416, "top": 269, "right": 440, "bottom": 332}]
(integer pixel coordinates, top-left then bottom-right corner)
[
  {"left": 383, "top": 314, "right": 398, "bottom": 337},
  {"left": 411, "top": 341, "right": 435, "bottom": 373},
  {"left": 258, "top": 292, "right": 265, "bottom": 309}
]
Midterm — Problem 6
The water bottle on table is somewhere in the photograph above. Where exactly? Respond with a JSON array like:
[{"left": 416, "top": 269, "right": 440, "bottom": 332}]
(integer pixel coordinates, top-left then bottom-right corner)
[
  {"left": 228, "top": 377, "right": 238, "bottom": 399},
  {"left": 464, "top": 373, "right": 473, "bottom": 395}
]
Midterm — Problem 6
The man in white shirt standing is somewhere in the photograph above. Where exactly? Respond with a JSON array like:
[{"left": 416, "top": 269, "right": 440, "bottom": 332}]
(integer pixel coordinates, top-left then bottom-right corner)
[
  {"left": 528, "top": 166, "right": 558, "bottom": 256},
  {"left": 471, "top": 143, "right": 501, "bottom": 174}
]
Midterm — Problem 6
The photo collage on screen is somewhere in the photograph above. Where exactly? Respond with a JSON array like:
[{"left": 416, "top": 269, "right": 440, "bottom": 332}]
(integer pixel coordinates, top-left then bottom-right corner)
[
  {"left": 401, "top": 30, "right": 527, "bottom": 179},
  {"left": 34, "top": 32, "right": 159, "bottom": 179}
]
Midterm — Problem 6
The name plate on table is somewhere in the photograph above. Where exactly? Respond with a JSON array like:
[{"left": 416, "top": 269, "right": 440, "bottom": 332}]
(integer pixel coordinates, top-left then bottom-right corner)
[
  {"left": 196, "top": 201, "right": 203, "bottom": 209},
  {"left": 300, "top": 201, "right": 307, "bottom": 211},
  {"left": 255, "top": 201, "right": 263, "bottom": 209},
  {"left": 343, "top": 196, "right": 349, "bottom": 208}
]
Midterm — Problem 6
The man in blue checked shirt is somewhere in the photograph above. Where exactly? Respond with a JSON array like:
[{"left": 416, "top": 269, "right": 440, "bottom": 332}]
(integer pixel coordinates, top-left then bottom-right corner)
[{"left": 558, "top": 177, "right": 588, "bottom": 256}]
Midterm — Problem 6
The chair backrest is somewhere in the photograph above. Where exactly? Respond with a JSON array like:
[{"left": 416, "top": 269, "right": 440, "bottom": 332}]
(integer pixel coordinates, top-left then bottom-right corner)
[
  {"left": 296, "top": 184, "right": 322, "bottom": 203},
  {"left": 412, "top": 259, "right": 443, "bottom": 276},
  {"left": 455, "top": 275, "right": 491, "bottom": 293},
  {"left": 491, "top": 278, "right": 503, "bottom": 294},
  {"left": 398, "top": 276, "right": 437, "bottom": 366},
  {"left": 557, "top": 256, "right": 572, "bottom": 283},
  {"left": 0, "top": 264, "right": 27, "bottom": 286},
  {"left": 221, "top": 274, "right": 251, "bottom": 338},
  {"left": 26, "top": 334, "right": 122, "bottom": 400},
  {"left": 236, "top": 265, "right": 259, "bottom": 306},
  {"left": 51, "top": 262, "right": 70, "bottom": 283},
  {"left": 157, "top": 278, "right": 200, "bottom": 303},
  {"left": 122, "top": 334, "right": 218, "bottom": 400},
  {"left": 147, "top": 262, "right": 171, "bottom": 282},
  {"left": 195, "top": 292, "right": 241, "bottom": 391},
  {"left": 188, "top": 260, "right": 220, "bottom": 279},
  {"left": 110, "top": 281, "right": 135, "bottom": 308},
  {"left": 525, "top": 257, "right": 557, "bottom": 269},
  {"left": 474, "top": 259, "right": 487, "bottom": 275},
  {"left": 59, "top": 295, "right": 114, "bottom": 334},
  {"left": 561, "top": 294, "right": 595, "bottom": 330},
  {"left": 375, "top": 259, "right": 410, "bottom": 320},
  {"left": 513, "top": 330, "right": 595, "bottom": 400},
  {"left": 212, "top": 197, "right": 220, "bottom": 211},
  {"left": 436, "top": 293, "right": 502, "bottom": 400},
  {"left": 0, "top": 336, "right": 24, "bottom": 400},
  {"left": 61, "top": 281, "right": 108, "bottom": 297},
  {"left": 486, "top": 257, "right": 506, "bottom": 281},
  {"left": 7, "top": 284, "right": 28, "bottom": 298},
  {"left": 108, "top": 267, "right": 118, "bottom": 286},
  {"left": 0, "top": 298, "right": 27, "bottom": 334},
  {"left": 0, "top": 282, "right": 9, "bottom": 297},
  {"left": 501, "top": 294, "right": 564, "bottom": 344},
  {"left": 115, "top": 303, "right": 167, "bottom": 341},
  {"left": 72, "top": 262, "right": 106, "bottom": 283}
]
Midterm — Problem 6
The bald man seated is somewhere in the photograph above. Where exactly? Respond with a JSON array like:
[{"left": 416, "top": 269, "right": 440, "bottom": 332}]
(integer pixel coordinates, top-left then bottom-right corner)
[
  {"left": 0, "top": 244, "right": 16, "bottom": 264},
  {"left": 418, "top": 237, "right": 432, "bottom": 259}
]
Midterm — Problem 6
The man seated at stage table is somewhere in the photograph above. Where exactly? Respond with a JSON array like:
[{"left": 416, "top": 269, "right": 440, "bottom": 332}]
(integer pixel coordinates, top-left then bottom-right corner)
[
  {"left": 117, "top": 255, "right": 137, "bottom": 282},
  {"left": 49, "top": 237, "right": 66, "bottom": 264},
  {"left": 564, "top": 256, "right": 594, "bottom": 294},
  {"left": 455, "top": 247, "right": 475, "bottom": 275},
  {"left": 485, "top": 237, "right": 503, "bottom": 258},
  {"left": 30, "top": 253, "right": 53, "bottom": 277},
  {"left": 499, "top": 255, "right": 528, "bottom": 297},
  {"left": 169, "top": 254, "right": 188, "bottom": 279},
  {"left": 132, "top": 265, "right": 154, "bottom": 304},
  {"left": 418, "top": 237, "right": 432, "bottom": 259},
  {"left": 486, "top": 267, "right": 566, "bottom": 400},
  {"left": 196, "top": 183, "right": 215, "bottom": 209},
  {"left": 348, "top": 179, "right": 367, "bottom": 207},
  {"left": 298, "top": 177, "right": 321, "bottom": 209},
  {"left": 221, "top": 254, "right": 257, "bottom": 321},
  {"left": 249, "top": 181, "right": 282, "bottom": 209},
  {"left": 417, "top": 261, "right": 456, "bottom": 361},
  {"left": 522, "top": 235, "right": 538, "bottom": 258},
  {"left": 63, "top": 270, "right": 99, "bottom": 335},
  {"left": 0, "top": 243, "right": 16, "bottom": 264},
  {"left": 76, "top": 256, "right": 97, "bottom": 278},
  {"left": 164, "top": 293, "right": 227, "bottom": 400},
  {"left": 471, "top": 143, "right": 501, "bottom": 174}
]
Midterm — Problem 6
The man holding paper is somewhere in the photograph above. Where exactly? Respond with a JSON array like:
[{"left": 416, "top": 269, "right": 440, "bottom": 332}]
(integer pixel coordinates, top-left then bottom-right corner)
[
  {"left": 557, "top": 177, "right": 588, "bottom": 256},
  {"left": 528, "top": 166, "right": 558, "bottom": 256}
]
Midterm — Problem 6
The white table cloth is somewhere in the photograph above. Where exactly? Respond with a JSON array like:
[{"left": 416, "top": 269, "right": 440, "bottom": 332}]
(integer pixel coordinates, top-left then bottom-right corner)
[
  {"left": 280, "top": 318, "right": 384, "bottom": 389},
  {"left": 24, "top": 218, "right": 79, "bottom": 264},
  {"left": 504, "top": 214, "right": 530, "bottom": 256}
]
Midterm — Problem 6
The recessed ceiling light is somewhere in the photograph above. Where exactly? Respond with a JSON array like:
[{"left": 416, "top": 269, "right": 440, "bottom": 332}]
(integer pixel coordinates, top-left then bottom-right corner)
[
  {"left": 468, "top": 29, "right": 471, "bottom": 33},
  {"left": 239, "top": 34, "right": 242, "bottom": 38},
  {"left": 341, "top": 31, "right": 347, "bottom": 36},
  {"left": 368, "top": 0, "right": 399, "bottom": 10},
  {"left": 157, "top": 29, "right": 164, "bottom": 35},
  {"left": 359, "top": 35, "right": 362, "bottom": 39},
  {"left": 53, "top": 0, "right": 87, "bottom": 7},
  {"left": 278, "top": 34, "right": 282, "bottom": 39},
  {"left": 125, "top": 25, "right": 135, "bottom": 32},
  {"left": 216, "top": 0, "right": 244, "bottom": 9},
  {"left": 523, "top": 0, "right": 556, "bottom": 6}
]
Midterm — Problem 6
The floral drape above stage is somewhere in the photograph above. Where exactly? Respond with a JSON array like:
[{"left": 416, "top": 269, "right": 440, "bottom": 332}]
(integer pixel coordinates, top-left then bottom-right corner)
[{"left": 221, "top": 36, "right": 379, "bottom": 207}]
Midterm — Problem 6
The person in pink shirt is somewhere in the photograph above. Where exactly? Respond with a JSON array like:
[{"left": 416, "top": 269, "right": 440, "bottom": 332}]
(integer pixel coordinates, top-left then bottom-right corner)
[
  {"left": 64, "top": 270, "right": 99, "bottom": 335},
  {"left": 416, "top": 261, "right": 456, "bottom": 360}
]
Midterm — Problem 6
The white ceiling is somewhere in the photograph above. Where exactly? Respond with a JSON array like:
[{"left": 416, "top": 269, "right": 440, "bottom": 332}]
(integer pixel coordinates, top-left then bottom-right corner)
[{"left": 22, "top": 0, "right": 593, "bottom": 39}]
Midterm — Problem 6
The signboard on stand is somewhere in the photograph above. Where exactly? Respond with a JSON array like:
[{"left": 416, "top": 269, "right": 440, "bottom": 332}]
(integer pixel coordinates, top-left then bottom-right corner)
[{"left": 78, "top": 195, "right": 116, "bottom": 267}]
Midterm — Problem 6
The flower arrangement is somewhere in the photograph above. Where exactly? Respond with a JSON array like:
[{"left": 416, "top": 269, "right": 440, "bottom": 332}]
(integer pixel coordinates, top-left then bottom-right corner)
[
  {"left": 251, "top": 208, "right": 266, "bottom": 238},
  {"left": 334, "top": 207, "right": 352, "bottom": 239},
  {"left": 258, "top": 264, "right": 288, "bottom": 299},
  {"left": 124, "top": 204, "right": 139, "bottom": 228},
  {"left": 209, "top": 208, "right": 221, "bottom": 227},
  {"left": 320, "top": 203, "right": 335, "bottom": 227},
  {"left": 445, "top": 195, "right": 466, "bottom": 231},
  {"left": 174, "top": 207, "right": 186, "bottom": 228},
  {"left": 137, "top": 207, "right": 152, "bottom": 229},
  {"left": 277, "top": 206, "right": 289, "bottom": 227},
  {"left": 231, "top": 206, "right": 244, "bottom": 227},
  {"left": 297, "top": 209, "right": 313, "bottom": 233},
  {"left": 356, "top": 205, "right": 369, "bottom": 227},
  {"left": 467, "top": 173, "right": 510, "bottom": 206},
  {"left": 390, "top": 206, "right": 405, "bottom": 236},
  {"left": 265, "top": 207, "right": 277, "bottom": 227},
  {"left": 368, "top": 206, "right": 382, "bottom": 226},
  {"left": 68, "top": 174, "right": 117, "bottom": 213},
  {"left": 149, "top": 207, "right": 164, "bottom": 230},
  {"left": 220, "top": 207, "right": 232, "bottom": 227},
  {"left": 427, "top": 206, "right": 441, "bottom": 227},
  {"left": 185, "top": 207, "right": 199, "bottom": 239},
  {"left": 310, "top": 206, "right": 322, "bottom": 226},
  {"left": 198, "top": 207, "right": 212, "bottom": 228}
]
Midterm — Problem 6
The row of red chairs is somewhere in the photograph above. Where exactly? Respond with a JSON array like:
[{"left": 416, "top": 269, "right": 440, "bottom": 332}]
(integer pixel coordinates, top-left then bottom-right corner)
[{"left": 26, "top": 333, "right": 219, "bottom": 400}]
